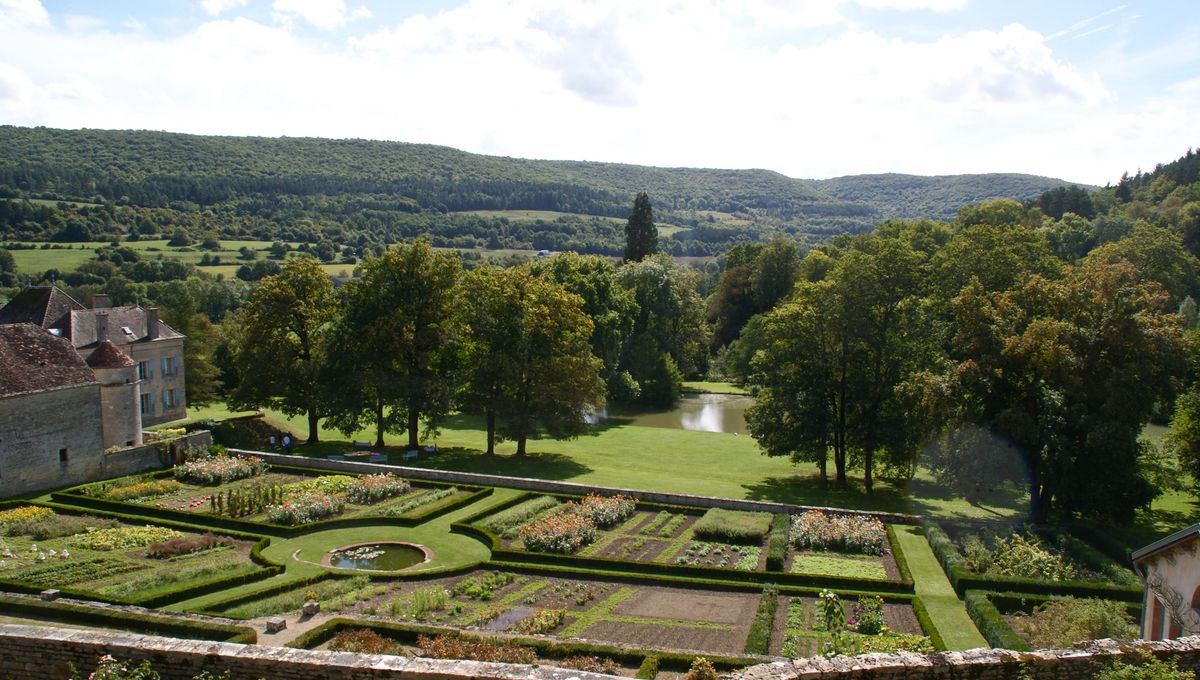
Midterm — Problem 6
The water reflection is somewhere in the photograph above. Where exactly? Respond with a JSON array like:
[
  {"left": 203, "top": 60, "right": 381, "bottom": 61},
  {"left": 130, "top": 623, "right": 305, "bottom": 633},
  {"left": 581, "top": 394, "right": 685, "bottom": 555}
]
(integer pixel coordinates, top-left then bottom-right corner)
[{"left": 598, "top": 392, "right": 753, "bottom": 434}]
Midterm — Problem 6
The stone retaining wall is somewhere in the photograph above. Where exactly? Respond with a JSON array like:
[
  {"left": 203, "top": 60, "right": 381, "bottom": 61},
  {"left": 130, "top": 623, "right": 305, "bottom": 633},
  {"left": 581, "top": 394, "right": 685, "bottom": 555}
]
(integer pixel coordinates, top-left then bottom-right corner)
[
  {"left": 2, "top": 626, "right": 1199, "bottom": 680},
  {"left": 104, "top": 431, "right": 212, "bottom": 479},
  {"left": 229, "top": 449, "right": 921, "bottom": 524}
]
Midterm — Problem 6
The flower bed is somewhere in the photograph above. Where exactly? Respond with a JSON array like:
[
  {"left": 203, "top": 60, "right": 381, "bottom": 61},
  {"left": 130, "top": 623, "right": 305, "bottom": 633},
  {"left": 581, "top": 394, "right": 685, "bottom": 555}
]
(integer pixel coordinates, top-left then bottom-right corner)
[
  {"left": 519, "top": 511, "right": 597, "bottom": 553},
  {"left": 174, "top": 455, "right": 267, "bottom": 485},
  {"left": 790, "top": 511, "right": 887, "bottom": 555},
  {"left": 346, "top": 475, "right": 411, "bottom": 504},
  {"left": 568, "top": 494, "right": 636, "bottom": 529},
  {"left": 692, "top": 509, "right": 772, "bottom": 544},
  {"left": 0, "top": 506, "right": 54, "bottom": 531},
  {"left": 70, "top": 526, "right": 183, "bottom": 551},
  {"left": 267, "top": 493, "right": 345, "bottom": 525}
]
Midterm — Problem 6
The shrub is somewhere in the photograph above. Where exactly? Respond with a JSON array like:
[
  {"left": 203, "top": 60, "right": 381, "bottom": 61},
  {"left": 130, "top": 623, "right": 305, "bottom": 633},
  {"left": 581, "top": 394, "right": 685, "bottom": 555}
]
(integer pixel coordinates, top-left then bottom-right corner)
[
  {"left": 989, "top": 533, "right": 1076, "bottom": 581},
  {"left": 519, "top": 510, "right": 597, "bottom": 553},
  {"left": 513, "top": 607, "right": 566, "bottom": 634},
  {"left": 1007, "top": 597, "right": 1138, "bottom": 649},
  {"left": 685, "top": 657, "right": 718, "bottom": 680},
  {"left": 282, "top": 475, "right": 356, "bottom": 497},
  {"left": 69, "top": 655, "right": 160, "bottom": 680},
  {"left": 346, "top": 474, "right": 410, "bottom": 504},
  {"left": 0, "top": 506, "right": 54, "bottom": 531},
  {"left": 636, "top": 655, "right": 660, "bottom": 679},
  {"left": 174, "top": 456, "right": 266, "bottom": 485},
  {"left": 146, "top": 533, "right": 232, "bottom": 559},
  {"left": 569, "top": 494, "right": 635, "bottom": 528},
  {"left": 852, "top": 595, "right": 884, "bottom": 635},
  {"left": 266, "top": 493, "right": 345, "bottom": 525},
  {"left": 328, "top": 628, "right": 401, "bottom": 654},
  {"left": 792, "top": 511, "right": 887, "bottom": 555},
  {"left": 70, "top": 526, "right": 183, "bottom": 551},
  {"left": 416, "top": 635, "right": 537, "bottom": 664},
  {"left": 452, "top": 571, "right": 514, "bottom": 600},
  {"left": 556, "top": 656, "right": 620, "bottom": 674},
  {"left": 1095, "top": 651, "right": 1194, "bottom": 680},
  {"left": 481, "top": 496, "right": 562, "bottom": 538},
  {"left": 693, "top": 508, "right": 772, "bottom": 544}
]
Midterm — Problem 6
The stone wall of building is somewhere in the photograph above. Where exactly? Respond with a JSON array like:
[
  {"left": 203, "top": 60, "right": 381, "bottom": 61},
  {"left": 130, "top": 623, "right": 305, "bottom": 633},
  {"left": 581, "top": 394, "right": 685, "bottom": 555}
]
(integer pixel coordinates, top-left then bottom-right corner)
[
  {"left": 132, "top": 337, "right": 187, "bottom": 426},
  {"left": 95, "top": 365, "right": 142, "bottom": 449},
  {"left": 230, "top": 450, "right": 920, "bottom": 523},
  {"left": 102, "top": 431, "right": 212, "bottom": 480},
  {"left": 1, "top": 626, "right": 1199, "bottom": 680},
  {"left": 0, "top": 385, "right": 105, "bottom": 498}
]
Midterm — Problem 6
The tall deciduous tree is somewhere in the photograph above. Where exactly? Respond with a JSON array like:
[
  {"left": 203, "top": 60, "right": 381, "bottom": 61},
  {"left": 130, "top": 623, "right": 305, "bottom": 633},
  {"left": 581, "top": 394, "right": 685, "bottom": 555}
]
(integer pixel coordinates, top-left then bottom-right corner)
[
  {"left": 227, "top": 257, "right": 337, "bottom": 443},
  {"left": 950, "top": 261, "right": 1183, "bottom": 522},
  {"left": 623, "top": 192, "right": 658, "bottom": 263},
  {"left": 459, "top": 267, "right": 605, "bottom": 455},
  {"left": 155, "top": 280, "right": 220, "bottom": 408},
  {"left": 323, "top": 241, "right": 463, "bottom": 449}
]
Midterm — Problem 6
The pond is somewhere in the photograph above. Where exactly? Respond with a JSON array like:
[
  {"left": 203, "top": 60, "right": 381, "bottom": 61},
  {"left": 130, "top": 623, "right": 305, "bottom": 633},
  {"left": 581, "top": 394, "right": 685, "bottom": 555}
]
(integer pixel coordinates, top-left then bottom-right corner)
[
  {"left": 326, "top": 542, "right": 429, "bottom": 571},
  {"left": 598, "top": 392, "right": 754, "bottom": 434}
]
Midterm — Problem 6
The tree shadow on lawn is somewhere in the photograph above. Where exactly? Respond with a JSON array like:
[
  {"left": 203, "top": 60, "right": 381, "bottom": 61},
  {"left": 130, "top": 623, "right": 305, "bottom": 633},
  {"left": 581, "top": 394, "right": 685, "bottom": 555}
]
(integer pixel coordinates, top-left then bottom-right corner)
[
  {"left": 290, "top": 439, "right": 594, "bottom": 482},
  {"left": 742, "top": 474, "right": 1026, "bottom": 518}
]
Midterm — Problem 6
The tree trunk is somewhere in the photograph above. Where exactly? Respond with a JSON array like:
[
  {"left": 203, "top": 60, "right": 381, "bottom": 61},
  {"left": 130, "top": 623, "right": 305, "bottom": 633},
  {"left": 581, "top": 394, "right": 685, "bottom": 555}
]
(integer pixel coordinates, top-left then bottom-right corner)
[
  {"left": 864, "top": 447, "right": 874, "bottom": 494},
  {"left": 374, "top": 398, "right": 385, "bottom": 449},
  {"left": 818, "top": 443, "right": 828, "bottom": 485},
  {"left": 1030, "top": 479, "right": 1052, "bottom": 524},
  {"left": 486, "top": 409, "right": 496, "bottom": 455},
  {"left": 306, "top": 409, "right": 320, "bottom": 444},
  {"left": 516, "top": 434, "right": 527, "bottom": 456},
  {"left": 408, "top": 406, "right": 419, "bottom": 450}
]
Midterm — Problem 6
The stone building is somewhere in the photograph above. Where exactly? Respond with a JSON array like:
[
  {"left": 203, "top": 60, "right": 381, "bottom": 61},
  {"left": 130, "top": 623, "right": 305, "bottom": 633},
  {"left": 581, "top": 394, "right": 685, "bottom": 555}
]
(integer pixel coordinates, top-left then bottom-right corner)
[
  {"left": 0, "top": 323, "right": 106, "bottom": 497},
  {"left": 1132, "top": 523, "right": 1200, "bottom": 640},
  {"left": 0, "top": 286, "right": 186, "bottom": 425}
]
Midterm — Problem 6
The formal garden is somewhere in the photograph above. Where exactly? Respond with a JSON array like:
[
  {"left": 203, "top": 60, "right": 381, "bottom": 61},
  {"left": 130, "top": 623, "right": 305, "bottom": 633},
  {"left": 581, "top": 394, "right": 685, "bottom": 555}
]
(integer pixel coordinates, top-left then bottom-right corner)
[{"left": 0, "top": 447, "right": 1157, "bottom": 677}]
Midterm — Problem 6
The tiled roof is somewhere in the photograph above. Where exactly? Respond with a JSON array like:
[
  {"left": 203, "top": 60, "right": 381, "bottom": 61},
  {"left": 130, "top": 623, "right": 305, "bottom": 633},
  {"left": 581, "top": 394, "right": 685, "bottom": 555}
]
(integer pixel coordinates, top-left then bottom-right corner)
[
  {"left": 0, "top": 286, "right": 84, "bottom": 330},
  {"left": 71, "top": 308, "right": 183, "bottom": 347},
  {"left": 86, "top": 340, "right": 137, "bottom": 369},
  {"left": 0, "top": 323, "right": 98, "bottom": 398}
]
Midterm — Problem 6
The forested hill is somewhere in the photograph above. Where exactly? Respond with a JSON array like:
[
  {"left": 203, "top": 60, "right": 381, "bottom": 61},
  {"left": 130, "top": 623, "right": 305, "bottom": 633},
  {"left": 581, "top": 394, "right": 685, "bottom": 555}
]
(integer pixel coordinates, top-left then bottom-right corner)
[{"left": 0, "top": 126, "right": 1077, "bottom": 254}]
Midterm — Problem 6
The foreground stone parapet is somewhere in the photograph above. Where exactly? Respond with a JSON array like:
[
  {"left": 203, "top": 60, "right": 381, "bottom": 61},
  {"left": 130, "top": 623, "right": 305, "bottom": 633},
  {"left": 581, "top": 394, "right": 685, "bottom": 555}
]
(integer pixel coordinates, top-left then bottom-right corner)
[
  {"left": 738, "top": 637, "right": 1200, "bottom": 680},
  {"left": 3, "top": 625, "right": 1200, "bottom": 680},
  {"left": 0, "top": 625, "right": 620, "bottom": 680}
]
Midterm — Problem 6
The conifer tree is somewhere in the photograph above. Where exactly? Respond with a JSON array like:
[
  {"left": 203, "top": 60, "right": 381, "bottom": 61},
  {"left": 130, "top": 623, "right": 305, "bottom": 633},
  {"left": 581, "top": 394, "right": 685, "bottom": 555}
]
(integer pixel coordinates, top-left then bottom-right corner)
[{"left": 623, "top": 192, "right": 658, "bottom": 263}]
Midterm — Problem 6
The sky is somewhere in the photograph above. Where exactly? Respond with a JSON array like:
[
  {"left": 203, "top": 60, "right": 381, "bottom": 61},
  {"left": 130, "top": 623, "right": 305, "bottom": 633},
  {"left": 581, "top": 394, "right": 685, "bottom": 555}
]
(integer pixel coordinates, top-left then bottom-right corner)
[{"left": 0, "top": 1, "right": 1197, "bottom": 185}]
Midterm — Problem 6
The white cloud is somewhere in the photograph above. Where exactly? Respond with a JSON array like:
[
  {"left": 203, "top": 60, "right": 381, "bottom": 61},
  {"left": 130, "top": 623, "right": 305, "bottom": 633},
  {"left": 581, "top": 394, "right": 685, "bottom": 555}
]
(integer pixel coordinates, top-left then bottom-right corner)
[
  {"left": 200, "top": 0, "right": 247, "bottom": 17},
  {"left": 0, "top": 0, "right": 1191, "bottom": 185},
  {"left": 0, "top": 0, "right": 48, "bottom": 29},
  {"left": 272, "top": 0, "right": 371, "bottom": 30}
]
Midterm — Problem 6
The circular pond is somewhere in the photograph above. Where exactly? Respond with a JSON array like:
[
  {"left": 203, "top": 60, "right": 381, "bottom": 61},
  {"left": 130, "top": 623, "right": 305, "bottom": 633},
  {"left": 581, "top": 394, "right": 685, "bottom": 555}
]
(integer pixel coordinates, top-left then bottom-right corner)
[{"left": 322, "top": 541, "right": 431, "bottom": 571}]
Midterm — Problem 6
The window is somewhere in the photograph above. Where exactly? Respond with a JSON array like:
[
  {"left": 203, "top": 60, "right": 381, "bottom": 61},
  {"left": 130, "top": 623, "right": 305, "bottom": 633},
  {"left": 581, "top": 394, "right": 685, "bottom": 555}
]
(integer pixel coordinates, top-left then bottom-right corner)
[
  {"left": 162, "top": 389, "right": 179, "bottom": 409},
  {"left": 161, "top": 356, "right": 179, "bottom": 377},
  {"left": 59, "top": 448, "right": 68, "bottom": 464},
  {"left": 138, "top": 361, "right": 152, "bottom": 380},
  {"left": 140, "top": 393, "right": 154, "bottom": 415}
]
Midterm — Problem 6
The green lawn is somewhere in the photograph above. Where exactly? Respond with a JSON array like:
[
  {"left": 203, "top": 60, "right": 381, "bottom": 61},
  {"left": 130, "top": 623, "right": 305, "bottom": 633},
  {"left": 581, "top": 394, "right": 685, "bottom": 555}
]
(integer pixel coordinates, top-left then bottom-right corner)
[
  {"left": 682, "top": 381, "right": 749, "bottom": 395},
  {"left": 892, "top": 525, "right": 987, "bottom": 651},
  {"left": 177, "top": 402, "right": 1022, "bottom": 520}
]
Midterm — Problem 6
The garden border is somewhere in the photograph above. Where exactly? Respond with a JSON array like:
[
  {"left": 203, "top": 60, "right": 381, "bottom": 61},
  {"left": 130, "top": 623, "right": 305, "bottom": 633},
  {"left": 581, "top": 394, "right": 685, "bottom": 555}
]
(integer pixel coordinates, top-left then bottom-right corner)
[{"left": 0, "top": 593, "right": 256, "bottom": 644}]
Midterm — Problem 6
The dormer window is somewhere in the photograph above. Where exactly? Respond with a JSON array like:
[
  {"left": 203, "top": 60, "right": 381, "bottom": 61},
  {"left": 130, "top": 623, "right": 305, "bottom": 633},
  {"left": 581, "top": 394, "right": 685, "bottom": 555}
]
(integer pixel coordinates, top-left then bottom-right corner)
[{"left": 121, "top": 326, "right": 136, "bottom": 338}]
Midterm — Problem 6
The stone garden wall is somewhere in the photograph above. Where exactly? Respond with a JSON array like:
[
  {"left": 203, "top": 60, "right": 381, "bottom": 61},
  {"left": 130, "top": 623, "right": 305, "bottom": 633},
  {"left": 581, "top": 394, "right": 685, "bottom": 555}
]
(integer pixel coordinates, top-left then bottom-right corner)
[
  {"left": 229, "top": 449, "right": 921, "bottom": 524},
  {"left": 104, "top": 430, "right": 213, "bottom": 479},
  {"left": 2, "top": 625, "right": 1199, "bottom": 680}
]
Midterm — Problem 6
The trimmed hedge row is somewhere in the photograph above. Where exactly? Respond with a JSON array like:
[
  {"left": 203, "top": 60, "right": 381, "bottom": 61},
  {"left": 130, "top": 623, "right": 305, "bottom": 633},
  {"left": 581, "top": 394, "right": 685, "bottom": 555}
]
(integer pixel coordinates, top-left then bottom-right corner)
[
  {"left": 886, "top": 524, "right": 913, "bottom": 585},
  {"left": 743, "top": 584, "right": 779, "bottom": 655},
  {"left": 636, "top": 655, "right": 659, "bottom": 679},
  {"left": 288, "top": 617, "right": 757, "bottom": 672},
  {"left": 963, "top": 590, "right": 1030, "bottom": 651},
  {"left": 486, "top": 559, "right": 917, "bottom": 603},
  {"left": 909, "top": 596, "right": 946, "bottom": 652},
  {"left": 0, "top": 593, "right": 256, "bottom": 644},
  {"left": 765, "top": 513, "right": 789, "bottom": 571},
  {"left": 922, "top": 521, "right": 1141, "bottom": 601},
  {"left": 986, "top": 590, "right": 1140, "bottom": 620},
  {"left": 196, "top": 571, "right": 350, "bottom": 618}
]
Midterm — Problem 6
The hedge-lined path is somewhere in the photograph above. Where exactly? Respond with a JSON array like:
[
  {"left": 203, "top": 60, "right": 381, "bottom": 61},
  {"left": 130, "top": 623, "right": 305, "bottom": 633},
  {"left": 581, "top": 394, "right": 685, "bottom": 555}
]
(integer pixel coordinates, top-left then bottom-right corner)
[
  {"left": 892, "top": 525, "right": 987, "bottom": 650},
  {"left": 166, "top": 488, "right": 522, "bottom": 613}
]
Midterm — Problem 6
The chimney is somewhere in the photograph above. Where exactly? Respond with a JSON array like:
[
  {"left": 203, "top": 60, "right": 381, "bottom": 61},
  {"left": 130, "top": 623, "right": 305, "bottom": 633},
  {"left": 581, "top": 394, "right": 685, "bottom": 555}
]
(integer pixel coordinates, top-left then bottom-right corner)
[
  {"left": 95, "top": 312, "right": 109, "bottom": 344},
  {"left": 92, "top": 294, "right": 111, "bottom": 309},
  {"left": 146, "top": 307, "right": 160, "bottom": 341}
]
